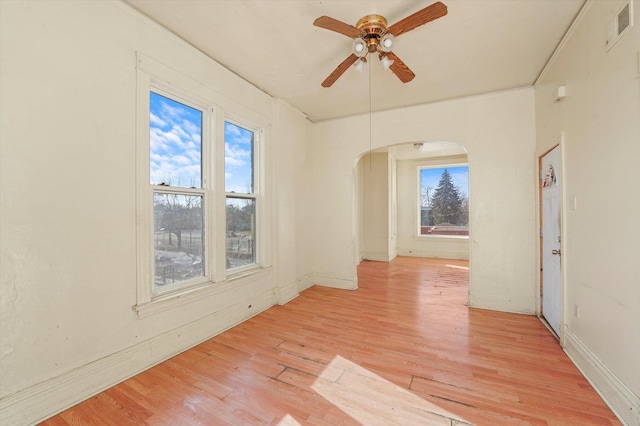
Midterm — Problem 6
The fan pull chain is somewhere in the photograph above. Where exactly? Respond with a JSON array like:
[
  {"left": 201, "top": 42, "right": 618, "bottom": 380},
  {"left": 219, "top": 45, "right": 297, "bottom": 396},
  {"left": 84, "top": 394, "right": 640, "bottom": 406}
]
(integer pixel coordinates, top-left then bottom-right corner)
[{"left": 368, "top": 54, "right": 372, "bottom": 170}]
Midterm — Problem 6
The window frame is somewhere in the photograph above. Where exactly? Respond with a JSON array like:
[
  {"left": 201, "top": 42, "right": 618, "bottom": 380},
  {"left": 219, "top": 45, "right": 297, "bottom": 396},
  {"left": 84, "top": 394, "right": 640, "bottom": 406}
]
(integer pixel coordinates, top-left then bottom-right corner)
[
  {"left": 149, "top": 87, "right": 212, "bottom": 296},
  {"left": 134, "top": 53, "right": 270, "bottom": 317},
  {"left": 224, "top": 117, "right": 263, "bottom": 276},
  {"left": 416, "top": 162, "right": 470, "bottom": 239}
]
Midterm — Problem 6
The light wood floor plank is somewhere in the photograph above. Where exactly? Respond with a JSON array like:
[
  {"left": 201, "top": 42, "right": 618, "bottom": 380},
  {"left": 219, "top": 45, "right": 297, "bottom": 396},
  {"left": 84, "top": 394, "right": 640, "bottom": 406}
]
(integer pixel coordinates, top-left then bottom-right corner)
[{"left": 41, "top": 257, "right": 620, "bottom": 425}]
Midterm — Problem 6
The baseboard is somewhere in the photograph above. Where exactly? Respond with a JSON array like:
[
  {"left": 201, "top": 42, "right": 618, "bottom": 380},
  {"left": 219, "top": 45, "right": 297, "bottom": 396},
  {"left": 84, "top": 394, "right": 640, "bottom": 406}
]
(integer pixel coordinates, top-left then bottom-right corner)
[
  {"left": 296, "top": 272, "right": 314, "bottom": 292},
  {"left": 468, "top": 294, "right": 535, "bottom": 315},
  {"left": 0, "top": 289, "right": 276, "bottom": 426},
  {"left": 362, "top": 250, "right": 392, "bottom": 262},
  {"left": 276, "top": 281, "right": 299, "bottom": 305},
  {"left": 564, "top": 327, "right": 639, "bottom": 426},
  {"left": 396, "top": 248, "right": 469, "bottom": 260},
  {"left": 389, "top": 248, "right": 397, "bottom": 261},
  {"left": 313, "top": 272, "right": 357, "bottom": 290}
]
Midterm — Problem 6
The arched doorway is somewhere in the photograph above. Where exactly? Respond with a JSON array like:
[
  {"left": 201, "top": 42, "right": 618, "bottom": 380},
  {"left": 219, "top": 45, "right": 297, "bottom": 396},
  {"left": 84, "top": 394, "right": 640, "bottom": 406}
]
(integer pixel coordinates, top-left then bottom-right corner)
[{"left": 354, "top": 141, "right": 470, "bottom": 291}]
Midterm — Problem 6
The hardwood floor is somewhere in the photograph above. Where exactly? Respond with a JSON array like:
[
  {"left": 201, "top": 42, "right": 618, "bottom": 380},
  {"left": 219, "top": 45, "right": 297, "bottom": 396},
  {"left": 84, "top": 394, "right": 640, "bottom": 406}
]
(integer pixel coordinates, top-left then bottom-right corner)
[{"left": 42, "top": 257, "right": 620, "bottom": 425}]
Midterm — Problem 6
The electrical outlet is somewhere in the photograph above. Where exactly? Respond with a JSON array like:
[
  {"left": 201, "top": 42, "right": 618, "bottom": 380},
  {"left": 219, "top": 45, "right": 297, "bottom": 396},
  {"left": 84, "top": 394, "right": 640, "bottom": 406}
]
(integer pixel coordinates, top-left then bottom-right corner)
[{"left": 574, "top": 304, "right": 580, "bottom": 319}]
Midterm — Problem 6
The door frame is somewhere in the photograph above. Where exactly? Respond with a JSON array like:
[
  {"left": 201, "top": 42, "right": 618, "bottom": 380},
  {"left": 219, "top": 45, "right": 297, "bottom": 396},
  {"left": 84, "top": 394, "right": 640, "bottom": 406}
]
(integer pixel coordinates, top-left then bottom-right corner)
[{"left": 537, "top": 134, "right": 566, "bottom": 345}]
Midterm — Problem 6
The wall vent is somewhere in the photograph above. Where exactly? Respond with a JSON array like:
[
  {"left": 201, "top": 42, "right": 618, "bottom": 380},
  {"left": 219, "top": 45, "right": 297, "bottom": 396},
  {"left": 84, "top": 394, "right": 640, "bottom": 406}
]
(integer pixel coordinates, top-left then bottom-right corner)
[{"left": 606, "top": 2, "right": 633, "bottom": 51}]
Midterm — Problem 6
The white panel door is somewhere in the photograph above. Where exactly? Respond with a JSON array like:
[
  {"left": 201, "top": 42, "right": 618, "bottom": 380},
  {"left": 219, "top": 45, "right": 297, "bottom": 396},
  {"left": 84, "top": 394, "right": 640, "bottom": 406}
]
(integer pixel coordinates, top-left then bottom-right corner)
[{"left": 541, "top": 146, "right": 562, "bottom": 336}]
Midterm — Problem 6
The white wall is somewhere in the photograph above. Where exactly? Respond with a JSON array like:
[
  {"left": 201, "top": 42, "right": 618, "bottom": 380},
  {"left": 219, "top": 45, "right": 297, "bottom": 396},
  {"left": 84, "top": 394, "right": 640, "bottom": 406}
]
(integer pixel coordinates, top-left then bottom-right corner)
[
  {"left": 7, "top": 0, "right": 636, "bottom": 424},
  {"left": 360, "top": 152, "right": 394, "bottom": 262},
  {"left": 274, "top": 99, "right": 314, "bottom": 298},
  {"left": 0, "top": 2, "right": 311, "bottom": 424},
  {"left": 388, "top": 154, "right": 398, "bottom": 261},
  {"left": 534, "top": 1, "right": 640, "bottom": 422},
  {"left": 311, "top": 88, "right": 538, "bottom": 312},
  {"left": 396, "top": 154, "right": 470, "bottom": 260}
]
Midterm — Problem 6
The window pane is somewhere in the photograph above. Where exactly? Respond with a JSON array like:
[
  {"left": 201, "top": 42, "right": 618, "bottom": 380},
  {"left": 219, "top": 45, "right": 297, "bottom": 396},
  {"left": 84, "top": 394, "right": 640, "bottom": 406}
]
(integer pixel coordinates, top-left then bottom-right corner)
[
  {"left": 226, "top": 198, "right": 255, "bottom": 269},
  {"left": 224, "top": 121, "right": 254, "bottom": 194},
  {"left": 420, "top": 166, "right": 469, "bottom": 236},
  {"left": 154, "top": 193, "right": 204, "bottom": 288},
  {"left": 150, "top": 92, "right": 202, "bottom": 188}
]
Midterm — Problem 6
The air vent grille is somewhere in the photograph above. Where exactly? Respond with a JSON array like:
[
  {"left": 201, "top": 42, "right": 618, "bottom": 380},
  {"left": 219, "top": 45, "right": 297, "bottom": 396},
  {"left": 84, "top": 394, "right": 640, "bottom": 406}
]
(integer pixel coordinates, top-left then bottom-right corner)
[
  {"left": 606, "top": 1, "right": 633, "bottom": 51},
  {"left": 617, "top": 4, "right": 630, "bottom": 34}
]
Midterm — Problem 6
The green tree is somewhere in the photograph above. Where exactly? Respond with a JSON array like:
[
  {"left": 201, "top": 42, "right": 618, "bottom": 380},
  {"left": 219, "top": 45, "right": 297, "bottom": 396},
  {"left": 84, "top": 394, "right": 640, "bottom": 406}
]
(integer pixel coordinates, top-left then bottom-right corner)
[{"left": 430, "top": 169, "right": 462, "bottom": 225}]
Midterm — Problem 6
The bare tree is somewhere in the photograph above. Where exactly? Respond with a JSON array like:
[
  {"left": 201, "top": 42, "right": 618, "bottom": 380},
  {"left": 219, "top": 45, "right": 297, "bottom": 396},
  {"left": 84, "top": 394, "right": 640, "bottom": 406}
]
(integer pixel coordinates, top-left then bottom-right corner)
[
  {"left": 421, "top": 185, "right": 433, "bottom": 207},
  {"left": 154, "top": 193, "right": 202, "bottom": 251}
]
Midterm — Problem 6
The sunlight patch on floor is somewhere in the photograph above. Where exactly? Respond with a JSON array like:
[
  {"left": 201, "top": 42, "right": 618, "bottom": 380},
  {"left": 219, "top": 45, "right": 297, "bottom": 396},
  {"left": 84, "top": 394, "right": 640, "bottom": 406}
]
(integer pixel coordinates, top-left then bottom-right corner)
[
  {"left": 312, "top": 355, "right": 472, "bottom": 425},
  {"left": 276, "top": 414, "right": 302, "bottom": 425},
  {"left": 446, "top": 264, "right": 469, "bottom": 270}
]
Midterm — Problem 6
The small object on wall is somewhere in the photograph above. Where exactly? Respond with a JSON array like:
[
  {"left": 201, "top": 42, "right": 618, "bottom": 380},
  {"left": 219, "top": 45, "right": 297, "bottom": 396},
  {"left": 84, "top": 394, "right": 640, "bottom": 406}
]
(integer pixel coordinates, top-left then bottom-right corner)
[
  {"left": 555, "top": 85, "right": 566, "bottom": 102},
  {"left": 543, "top": 164, "right": 557, "bottom": 188},
  {"left": 606, "top": 1, "right": 633, "bottom": 51}
]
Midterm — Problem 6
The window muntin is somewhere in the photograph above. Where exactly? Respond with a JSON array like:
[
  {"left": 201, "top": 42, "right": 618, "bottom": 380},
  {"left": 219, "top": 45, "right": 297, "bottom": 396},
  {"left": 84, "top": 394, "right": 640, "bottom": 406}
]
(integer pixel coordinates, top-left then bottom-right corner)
[
  {"left": 419, "top": 165, "right": 469, "bottom": 236},
  {"left": 225, "top": 121, "right": 257, "bottom": 271},
  {"left": 150, "top": 90, "right": 208, "bottom": 293}
]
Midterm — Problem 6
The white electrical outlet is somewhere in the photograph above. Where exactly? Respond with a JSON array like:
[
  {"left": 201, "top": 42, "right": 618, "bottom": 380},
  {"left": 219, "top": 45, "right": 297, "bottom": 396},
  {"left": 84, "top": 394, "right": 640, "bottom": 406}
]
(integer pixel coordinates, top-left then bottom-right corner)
[{"left": 574, "top": 304, "right": 580, "bottom": 319}]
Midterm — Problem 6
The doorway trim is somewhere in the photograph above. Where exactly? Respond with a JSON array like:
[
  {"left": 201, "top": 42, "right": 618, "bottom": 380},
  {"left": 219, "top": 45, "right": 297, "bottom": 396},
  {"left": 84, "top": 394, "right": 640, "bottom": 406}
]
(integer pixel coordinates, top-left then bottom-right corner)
[{"left": 537, "top": 133, "right": 567, "bottom": 345}]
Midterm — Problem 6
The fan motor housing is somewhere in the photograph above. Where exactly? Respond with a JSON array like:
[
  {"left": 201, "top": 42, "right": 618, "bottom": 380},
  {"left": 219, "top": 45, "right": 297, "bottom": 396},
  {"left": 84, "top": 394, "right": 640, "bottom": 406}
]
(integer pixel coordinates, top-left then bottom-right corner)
[
  {"left": 356, "top": 14, "right": 387, "bottom": 35},
  {"left": 356, "top": 15, "right": 387, "bottom": 52}
]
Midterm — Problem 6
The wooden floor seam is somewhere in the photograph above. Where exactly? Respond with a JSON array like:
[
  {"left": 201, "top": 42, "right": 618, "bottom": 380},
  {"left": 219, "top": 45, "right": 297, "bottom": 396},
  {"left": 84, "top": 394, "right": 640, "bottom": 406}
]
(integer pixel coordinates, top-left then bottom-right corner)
[{"left": 42, "top": 257, "right": 620, "bottom": 425}]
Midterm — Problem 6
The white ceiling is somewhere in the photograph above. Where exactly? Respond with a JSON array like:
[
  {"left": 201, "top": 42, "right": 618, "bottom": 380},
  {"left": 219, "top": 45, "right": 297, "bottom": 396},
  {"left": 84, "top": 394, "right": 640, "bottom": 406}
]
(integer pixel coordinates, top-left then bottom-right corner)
[{"left": 123, "top": 0, "right": 584, "bottom": 123}]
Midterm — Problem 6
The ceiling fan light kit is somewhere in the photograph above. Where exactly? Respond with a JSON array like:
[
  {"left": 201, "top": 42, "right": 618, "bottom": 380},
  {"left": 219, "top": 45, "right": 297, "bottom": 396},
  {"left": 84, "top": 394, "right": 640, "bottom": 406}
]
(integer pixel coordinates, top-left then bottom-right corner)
[
  {"left": 380, "top": 34, "right": 394, "bottom": 52},
  {"left": 352, "top": 38, "right": 367, "bottom": 57},
  {"left": 314, "top": 1, "right": 447, "bottom": 87},
  {"left": 380, "top": 55, "right": 394, "bottom": 70},
  {"left": 353, "top": 58, "right": 367, "bottom": 73}
]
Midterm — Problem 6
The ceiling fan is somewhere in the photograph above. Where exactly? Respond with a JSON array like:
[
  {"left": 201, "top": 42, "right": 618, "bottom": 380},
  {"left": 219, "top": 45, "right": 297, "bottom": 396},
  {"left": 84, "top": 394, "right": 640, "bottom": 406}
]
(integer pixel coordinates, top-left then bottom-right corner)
[{"left": 314, "top": 1, "right": 447, "bottom": 87}]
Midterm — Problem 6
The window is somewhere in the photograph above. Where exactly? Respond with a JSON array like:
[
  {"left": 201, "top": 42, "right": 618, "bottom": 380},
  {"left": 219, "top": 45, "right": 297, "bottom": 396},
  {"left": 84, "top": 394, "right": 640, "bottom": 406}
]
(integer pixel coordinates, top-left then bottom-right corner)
[
  {"left": 150, "top": 91, "right": 208, "bottom": 293},
  {"left": 135, "top": 54, "right": 269, "bottom": 315},
  {"left": 225, "top": 121, "right": 257, "bottom": 271},
  {"left": 419, "top": 165, "right": 469, "bottom": 236}
]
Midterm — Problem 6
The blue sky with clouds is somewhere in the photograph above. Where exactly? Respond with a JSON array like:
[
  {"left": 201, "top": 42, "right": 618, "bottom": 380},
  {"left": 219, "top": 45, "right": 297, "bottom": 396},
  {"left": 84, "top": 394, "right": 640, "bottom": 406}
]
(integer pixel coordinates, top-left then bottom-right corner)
[
  {"left": 150, "top": 92, "right": 202, "bottom": 188},
  {"left": 224, "top": 122, "right": 253, "bottom": 194},
  {"left": 149, "top": 92, "right": 253, "bottom": 193}
]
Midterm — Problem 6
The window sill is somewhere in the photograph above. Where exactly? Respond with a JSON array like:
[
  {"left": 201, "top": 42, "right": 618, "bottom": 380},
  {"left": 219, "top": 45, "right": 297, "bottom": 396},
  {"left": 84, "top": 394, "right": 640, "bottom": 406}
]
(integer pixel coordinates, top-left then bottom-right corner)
[
  {"left": 226, "top": 265, "right": 263, "bottom": 281},
  {"left": 414, "top": 234, "right": 470, "bottom": 241},
  {"left": 133, "top": 266, "right": 272, "bottom": 319}
]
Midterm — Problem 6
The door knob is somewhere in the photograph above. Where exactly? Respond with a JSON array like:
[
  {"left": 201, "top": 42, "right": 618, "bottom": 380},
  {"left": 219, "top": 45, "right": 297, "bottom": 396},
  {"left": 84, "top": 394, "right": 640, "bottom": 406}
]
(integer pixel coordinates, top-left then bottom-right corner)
[{"left": 551, "top": 249, "right": 561, "bottom": 255}]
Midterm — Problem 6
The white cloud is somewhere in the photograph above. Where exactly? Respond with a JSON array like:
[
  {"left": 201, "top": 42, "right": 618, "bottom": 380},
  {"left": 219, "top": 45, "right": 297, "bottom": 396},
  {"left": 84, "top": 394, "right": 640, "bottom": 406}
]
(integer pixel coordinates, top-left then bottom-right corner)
[
  {"left": 150, "top": 97, "right": 203, "bottom": 187},
  {"left": 225, "top": 142, "right": 250, "bottom": 168},
  {"left": 225, "top": 122, "right": 253, "bottom": 145},
  {"left": 150, "top": 112, "right": 166, "bottom": 127}
]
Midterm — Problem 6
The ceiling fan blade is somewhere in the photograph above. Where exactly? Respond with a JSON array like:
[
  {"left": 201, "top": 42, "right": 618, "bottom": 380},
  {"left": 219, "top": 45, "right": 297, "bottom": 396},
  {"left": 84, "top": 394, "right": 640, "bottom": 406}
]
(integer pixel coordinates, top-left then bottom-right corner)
[
  {"left": 322, "top": 54, "right": 359, "bottom": 87},
  {"left": 385, "top": 1, "right": 448, "bottom": 37},
  {"left": 314, "top": 16, "right": 363, "bottom": 38},
  {"left": 386, "top": 52, "right": 415, "bottom": 83}
]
